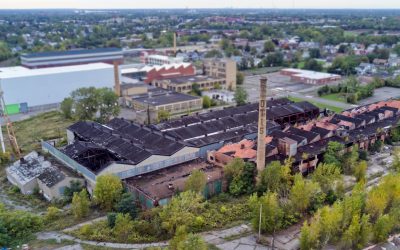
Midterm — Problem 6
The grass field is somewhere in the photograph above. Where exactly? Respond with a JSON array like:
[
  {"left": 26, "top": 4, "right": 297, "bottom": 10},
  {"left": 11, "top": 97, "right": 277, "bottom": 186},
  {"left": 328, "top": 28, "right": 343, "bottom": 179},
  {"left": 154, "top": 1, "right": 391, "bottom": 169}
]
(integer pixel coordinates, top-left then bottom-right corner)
[
  {"left": 297, "top": 61, "right": 305, "bottom": 69},
  {"left": 320, "top": 93, "right": 346, "bottom": 103},
  {"left": 288, "top": 96, "right": 343, "bottom": 113},
  {"left": 4, "top": 111, "right": 74, "bottom": 155}
]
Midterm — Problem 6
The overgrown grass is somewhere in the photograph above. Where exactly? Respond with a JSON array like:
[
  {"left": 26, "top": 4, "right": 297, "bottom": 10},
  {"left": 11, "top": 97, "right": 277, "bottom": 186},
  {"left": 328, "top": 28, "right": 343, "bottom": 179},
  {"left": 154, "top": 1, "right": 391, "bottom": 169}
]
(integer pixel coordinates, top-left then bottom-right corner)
[
  {"left": 288, "top": 96, "right": 343, "bottom": 113},
  {"left": 0, "top": 176, "right": 49, "bottom": 212},
  {"left": 7, "top": 111, "right": 74, "bottom": 154},
  {"left": 320, "top": 93, "right": 346, "bottom": 103},
  {"left": 45, "top": 207, "right": 106, "bottom": 231},
  {"left": 68, "top": 194, "right": 251, "bottom": 244}
]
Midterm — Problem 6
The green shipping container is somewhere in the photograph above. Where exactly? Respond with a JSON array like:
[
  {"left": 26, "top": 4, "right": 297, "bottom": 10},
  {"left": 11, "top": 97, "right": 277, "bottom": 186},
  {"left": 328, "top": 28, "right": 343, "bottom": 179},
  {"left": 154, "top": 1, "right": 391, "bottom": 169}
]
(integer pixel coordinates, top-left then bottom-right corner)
[{"left": 5, "top": 104, "right": 20, "bottom": 115}]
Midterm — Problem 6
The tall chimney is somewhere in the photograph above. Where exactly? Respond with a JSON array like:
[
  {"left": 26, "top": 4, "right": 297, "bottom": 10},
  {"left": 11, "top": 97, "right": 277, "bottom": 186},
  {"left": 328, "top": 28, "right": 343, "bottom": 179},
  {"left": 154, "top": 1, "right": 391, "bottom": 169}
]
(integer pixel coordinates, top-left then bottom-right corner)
[
  {"left": 173, "top": 32, "right": 177, "bottom": 55},
  {"left": 256, "top": 77, "right": 267, "bottom": 182},
  {"left": 113, "top": 61, "right": 121, "bottom": 97}
]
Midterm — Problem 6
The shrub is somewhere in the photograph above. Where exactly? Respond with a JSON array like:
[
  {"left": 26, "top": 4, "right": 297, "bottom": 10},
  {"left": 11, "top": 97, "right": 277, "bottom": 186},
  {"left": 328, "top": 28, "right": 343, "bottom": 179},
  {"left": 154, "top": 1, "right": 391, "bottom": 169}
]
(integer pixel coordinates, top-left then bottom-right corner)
[{"left": 45, "top": 206, "right": 62, "bottom": 222}]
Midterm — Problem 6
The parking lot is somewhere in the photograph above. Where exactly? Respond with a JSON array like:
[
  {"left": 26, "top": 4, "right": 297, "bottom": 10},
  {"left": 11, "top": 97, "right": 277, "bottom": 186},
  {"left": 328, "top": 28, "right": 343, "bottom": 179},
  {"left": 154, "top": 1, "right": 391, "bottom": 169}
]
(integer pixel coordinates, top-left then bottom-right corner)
[
  {"left": 243, "top": 72, "right": 314, "bottom": 101},
  {"left": 358, "top": 87, "right": 400, "bottom": 105}
]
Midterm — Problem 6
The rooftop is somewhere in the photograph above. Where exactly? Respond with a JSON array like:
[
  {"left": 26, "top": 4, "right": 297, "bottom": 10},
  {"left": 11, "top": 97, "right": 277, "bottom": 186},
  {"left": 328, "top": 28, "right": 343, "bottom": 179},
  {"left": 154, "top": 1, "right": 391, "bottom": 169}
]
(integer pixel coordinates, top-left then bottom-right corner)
[
  {"left": 21, "top": 47, "right": 122, "bottom": 59},
  {"left": 65, "top": 119, "right": 186, "bottom": 171},
  {"left": 133, "top": 91, "right": 200, "bottom": 107},
  {"left": 125, "top": 161, "right": 223, "bottom": 202},
  {"left": 0, "top": 63, "right": 113, "bottom": 79},
  {"left": 121, "top": 62, "right": 193, "bottom": 75},
  {"left": 153, "top": 98, "right": 312, "bottom": 132},
  {"left": 164, "top": 75, "right": 222, "bottom": 85},
  {"left": 6, "top": 151, "right": 53, "bottom": 185},
  {"left": 282, "top": 68, "right": 341, "bottom": 80},
  {"left": 37, "top": 167, "right": 66, "bottom": 188}
]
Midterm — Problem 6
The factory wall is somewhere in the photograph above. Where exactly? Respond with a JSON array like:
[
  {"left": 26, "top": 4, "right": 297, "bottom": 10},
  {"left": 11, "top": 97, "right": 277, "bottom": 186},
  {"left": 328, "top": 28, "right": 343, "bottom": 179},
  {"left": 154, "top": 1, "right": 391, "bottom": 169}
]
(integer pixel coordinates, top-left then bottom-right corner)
[
  {"left": 101, "top": 146, "right": 199, "bottom": 179},
  {"left": 0, "top": 67, "right": 114, "bottom": 107}
]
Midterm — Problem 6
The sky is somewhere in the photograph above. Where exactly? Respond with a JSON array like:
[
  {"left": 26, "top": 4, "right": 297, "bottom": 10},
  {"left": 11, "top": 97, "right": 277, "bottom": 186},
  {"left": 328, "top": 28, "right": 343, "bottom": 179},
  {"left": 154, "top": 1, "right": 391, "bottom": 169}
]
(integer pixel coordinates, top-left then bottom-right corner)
[{"left": 1, "top": 0, "right": 400, "bottom": 9}]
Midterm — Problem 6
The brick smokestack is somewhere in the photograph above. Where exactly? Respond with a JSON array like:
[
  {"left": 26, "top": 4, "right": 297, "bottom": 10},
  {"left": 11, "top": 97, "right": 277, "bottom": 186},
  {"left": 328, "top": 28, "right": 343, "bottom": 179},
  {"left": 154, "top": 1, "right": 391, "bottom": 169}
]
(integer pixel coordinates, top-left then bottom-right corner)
[
  {"left": 173, "top": 32, "right": 177, "bottom": 55},
  {"left": 256, "top": 76, "right": 267, "bottom": 182},
  {"left": 113, "top": 61, "right": 121, "bottom": 97}
]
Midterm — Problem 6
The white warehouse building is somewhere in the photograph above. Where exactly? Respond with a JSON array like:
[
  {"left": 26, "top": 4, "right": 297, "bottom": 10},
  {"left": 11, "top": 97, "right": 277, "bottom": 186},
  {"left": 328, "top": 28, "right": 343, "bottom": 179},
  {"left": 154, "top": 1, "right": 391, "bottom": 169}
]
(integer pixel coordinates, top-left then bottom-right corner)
[{"left": 0, "top": 63, "right": 116, "bottom": 107}]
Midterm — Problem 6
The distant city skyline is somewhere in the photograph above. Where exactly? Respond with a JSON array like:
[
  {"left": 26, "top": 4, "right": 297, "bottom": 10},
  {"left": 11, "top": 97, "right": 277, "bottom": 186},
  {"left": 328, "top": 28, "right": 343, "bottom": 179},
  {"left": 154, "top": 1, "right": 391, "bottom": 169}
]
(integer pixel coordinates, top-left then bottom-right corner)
[{"left": 2, "top": 0, "right": 400, "bottom": 9}]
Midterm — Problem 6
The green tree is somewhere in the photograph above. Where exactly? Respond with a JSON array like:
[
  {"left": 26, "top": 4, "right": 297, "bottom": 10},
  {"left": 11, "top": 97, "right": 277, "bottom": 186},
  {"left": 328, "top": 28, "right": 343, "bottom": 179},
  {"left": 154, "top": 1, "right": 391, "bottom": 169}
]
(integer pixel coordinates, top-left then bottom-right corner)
[
  {"left": 63, "top": 180, "right": 84, "bottom": 202},
  {"left": 0, "top": 203, "right": 43, "bottom": 246},
  {"left": 340, "top": 214, "right": 371, "bottom": 250},
  {"left": 71, "top": 87, "right": 100, "bottom": 120},
  {"left": 236, "top": 71, "right": 244, "bottom": 85},
  {"left": 169, "top": 226, "right": 188, "bottom": 250},
  {"left": 323, "top": 141, "right": 345, "bottom": 168},
  {"left": 309, "top": 48, "right": 321, "bottom": 59},
  {"left": 353, "top": 160, "right": 367, "bottom": 182},
  {"left": 303, "top": 58, "right": 323, "bottom": 71},
  {"left": 191, "top": 83, "right": 202, "bottom": 96},
  {"left": 263, "top": 40, "right": 275, "bottom": 53},
  {"left": 391, "top": 147, "right": 400, "bottom": 172},
  {"left": 113, "top": 213, "right": 134, "bottom": 242},
  {"left": 60, "top": 97, "right": 74, "bottom": 119},
  {"left": 71, "top": 189, "right": 90, "bottom": 219},
  {"left": 300, "top": 220, "right": 320, "bottom": 250},
  {"left": 373, "top": 215, "right": 393, "bottom": 243},
  {"left": 394, "top": 44, "right": 400, "bottom": 56},
  {"left": 204, "top": 49, "right": 223, "bottom": 58},
  {"left": 68, "top": 87, "right": 120, "bottom": 121},
  {"left": 177, "top": 233, "right": 207, "bottom": 250},
  {"left": 234, "top": 86, "right": 248, "bottom": 106},
  {"left": 45, "top": 206, "right": 62, "bottom": 222},
  {"left": 311, "top": 163, "right": 341, "bottom": 195},
  {"left": 318, "top": 203, "right": 344, "bottom": 244},
  {"left": 259, "top": 160, "right": 292, "bottom": 198},
  {"left": 97, "top": 87, "right": 120, "bottom": 123},
  {"left": 342, "top": 146, "right": 359, "bottom": 174},
  {"left": 184, "top": 169, "right": 207, "bottom": 193},
  {"left": 158, "top": 110, "right": 171, "bottom": 122},
  {"left": 224, "top": 159, "right": 256, "bottom": 196},
  {"left": 94, "top": 174, "right": 123, "bottom": 211},
  {"left": 249, "top": 192, "right": 284, "bottom": 248},
  {"left": 202, "top": 96, "right": 212, "bottom": 109},
  {"left": 115, "top": 193, "right": 137, "bottom": 219},
  {"left": 159, "top": 191, "right": 205, "bottom": 235},
  {"left": 169, "top": 225, "right": 207, "bottom": 250},
  {"left": 341, "top": 182, "right": 366, "bottom": 229},
  {"left": 290, "top": 174, "right": 322, "bottom": 213},
  {"left": 366, "top": 185, "right": 389, "bottom": 221},
  {"left": 0, "top": 42, "right": 12, "bottom": 62}
]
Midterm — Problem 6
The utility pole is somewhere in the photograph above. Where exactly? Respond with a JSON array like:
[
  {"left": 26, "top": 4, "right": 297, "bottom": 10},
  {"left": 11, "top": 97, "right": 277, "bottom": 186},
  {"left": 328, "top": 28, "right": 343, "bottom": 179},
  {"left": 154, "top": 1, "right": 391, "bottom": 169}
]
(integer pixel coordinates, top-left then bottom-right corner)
[{"left": 258, "top": 203, "right": 262, "bottom": 241}]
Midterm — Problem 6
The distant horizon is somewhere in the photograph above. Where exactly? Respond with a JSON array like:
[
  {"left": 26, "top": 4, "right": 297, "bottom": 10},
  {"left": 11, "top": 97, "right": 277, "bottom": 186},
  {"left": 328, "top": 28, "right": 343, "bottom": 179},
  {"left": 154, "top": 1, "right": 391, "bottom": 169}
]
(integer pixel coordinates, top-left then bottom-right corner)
[
  {"left": 2, "top": 8, "right": 400, "bottom": 10},
  {"left": 2, "top": 0, "right": 400, "bottom": 10}
]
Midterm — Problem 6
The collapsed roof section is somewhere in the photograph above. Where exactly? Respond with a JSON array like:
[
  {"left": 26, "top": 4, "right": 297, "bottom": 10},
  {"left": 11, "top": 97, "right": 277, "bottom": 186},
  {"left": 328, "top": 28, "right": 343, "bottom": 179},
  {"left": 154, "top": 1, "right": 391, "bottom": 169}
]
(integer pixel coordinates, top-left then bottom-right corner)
[{"left": 64, "top": 119, "right": 185, "bottom": 173}]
